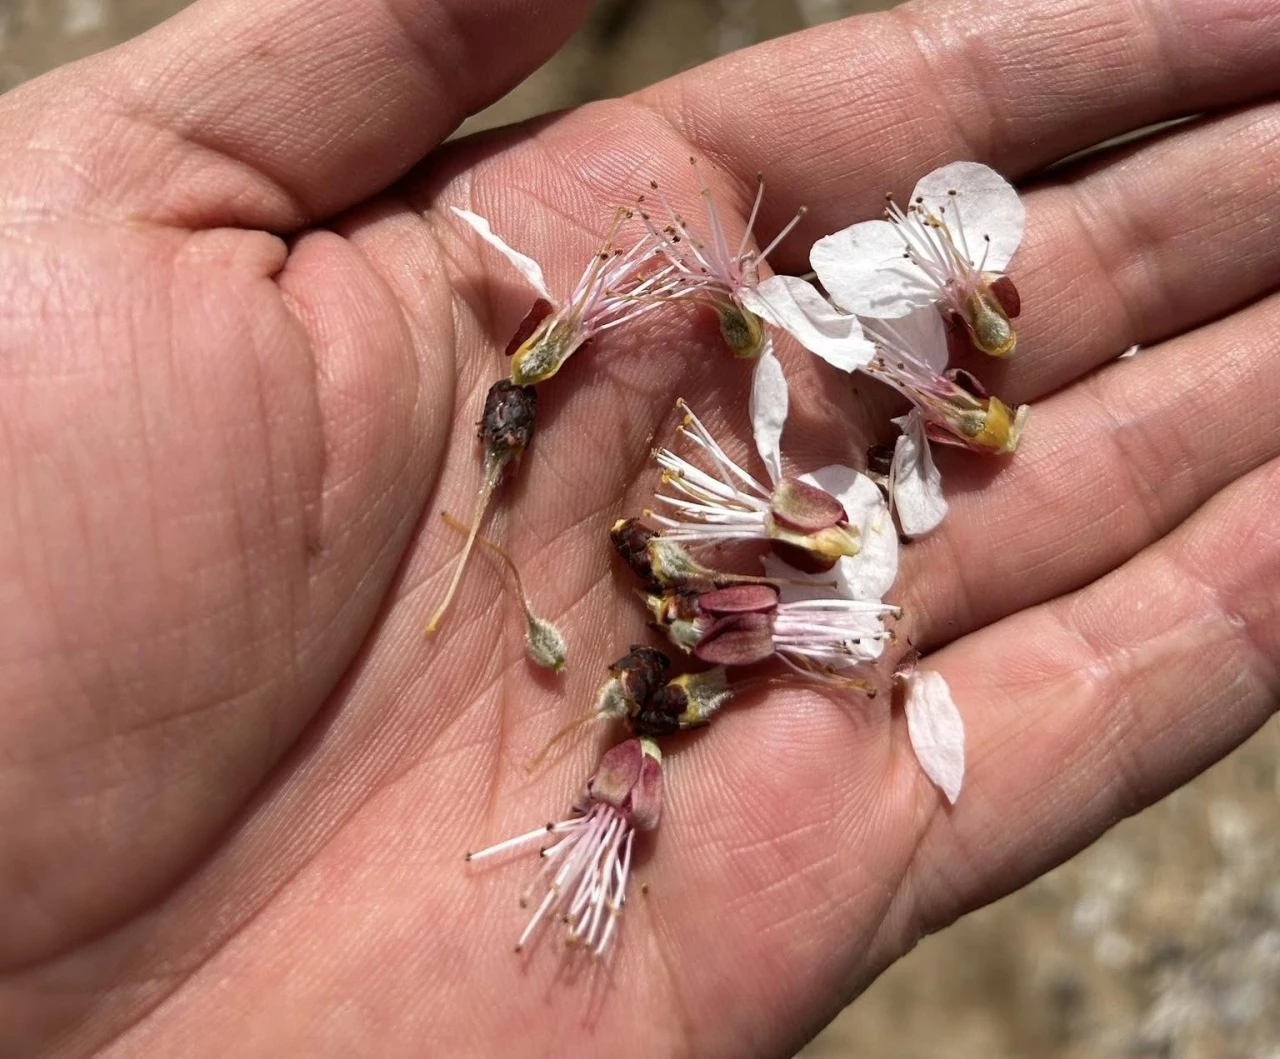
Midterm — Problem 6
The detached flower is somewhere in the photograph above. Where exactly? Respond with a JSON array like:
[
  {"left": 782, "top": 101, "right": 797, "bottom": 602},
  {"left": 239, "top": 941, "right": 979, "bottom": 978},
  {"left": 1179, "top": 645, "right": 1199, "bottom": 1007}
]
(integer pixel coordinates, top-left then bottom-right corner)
[
  {"left": 896, "top": 661, "right": 965, "bottom": 805},
  {"left": 638, "top": 163, "right": 817, "bottom": 476},
  {"left": 451, "top": 207, "right": 665, "bottom": 385},
  {"left": 647, "top": 581, "right": 897, "bottom": 677},
  {"left": 638, "top": 161, "right": 806, "bottom": 361},
  {"left": 861, "top": 307, "right": 1028, "bottom": 454},
  {"left": 811, "top": 161, "right": 1026, "bottom": 357},
  {"left": 630, "top": 667, "right": 737, "bottom": 735},
  {"left": 466, "top": 737, "right": 663, "bottom": 957},
  {"left": 609, "top": 517, "right": 811, "bottom": 593},
  {"left": 759, "top": 464, "right": 901, "bottom": 661},
  {"left": 427, "top": 380, "right": 537, "bottom": 634},
  {"left": 647, "top": 400, "right": 860, "bottom": 571},
  {"left": 594, "top": 645, "right": 672, "bottom": 721}
]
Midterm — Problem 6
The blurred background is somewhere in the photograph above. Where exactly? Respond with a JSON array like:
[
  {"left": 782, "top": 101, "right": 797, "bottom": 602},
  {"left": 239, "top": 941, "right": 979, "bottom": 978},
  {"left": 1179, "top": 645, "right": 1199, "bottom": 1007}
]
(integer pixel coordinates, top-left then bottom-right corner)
[{"left": 5, "top": 1, "right": 1278, "bottom": 1056}]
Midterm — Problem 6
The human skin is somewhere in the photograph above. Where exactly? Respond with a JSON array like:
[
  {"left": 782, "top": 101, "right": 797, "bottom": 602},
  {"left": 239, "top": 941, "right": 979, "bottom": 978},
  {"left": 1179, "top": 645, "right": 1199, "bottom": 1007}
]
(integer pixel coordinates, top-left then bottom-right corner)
[{"left": 0, "top": 0, "right": 1277, "bottom": 1054}]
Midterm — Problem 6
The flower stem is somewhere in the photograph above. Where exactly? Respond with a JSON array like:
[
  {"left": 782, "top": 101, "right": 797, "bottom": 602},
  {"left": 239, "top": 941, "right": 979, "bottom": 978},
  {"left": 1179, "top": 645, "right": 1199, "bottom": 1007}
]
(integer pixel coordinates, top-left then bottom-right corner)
[{"left": 426, "top": 451, "right": 503, "bottom": 635}]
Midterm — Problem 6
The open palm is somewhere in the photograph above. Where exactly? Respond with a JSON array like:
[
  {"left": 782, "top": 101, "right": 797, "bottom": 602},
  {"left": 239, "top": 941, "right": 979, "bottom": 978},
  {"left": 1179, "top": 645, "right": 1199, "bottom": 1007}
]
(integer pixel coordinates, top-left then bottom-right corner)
[{"left": 2, "top": 0, "right": 1278, "bottom": 1055}]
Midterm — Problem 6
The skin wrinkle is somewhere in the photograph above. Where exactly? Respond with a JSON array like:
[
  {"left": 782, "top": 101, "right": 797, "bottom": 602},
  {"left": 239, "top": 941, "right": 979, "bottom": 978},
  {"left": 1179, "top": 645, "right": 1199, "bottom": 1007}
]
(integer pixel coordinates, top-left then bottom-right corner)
[{"left": 894, "top": 4, "right": 997, "bottom": 168}]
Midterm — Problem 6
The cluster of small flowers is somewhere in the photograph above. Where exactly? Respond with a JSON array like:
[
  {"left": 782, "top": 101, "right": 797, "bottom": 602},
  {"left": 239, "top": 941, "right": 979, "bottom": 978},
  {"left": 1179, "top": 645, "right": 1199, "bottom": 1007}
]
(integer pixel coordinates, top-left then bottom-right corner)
[{"left": 446, "top": 159, "right": 1030, "bottom": 959}]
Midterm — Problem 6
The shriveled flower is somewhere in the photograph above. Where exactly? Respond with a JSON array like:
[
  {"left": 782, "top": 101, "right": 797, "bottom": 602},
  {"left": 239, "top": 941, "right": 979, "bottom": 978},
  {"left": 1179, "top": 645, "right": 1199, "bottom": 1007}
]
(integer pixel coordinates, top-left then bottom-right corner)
[
  {"left": 647, "top": 400, "right": 860, "bottom": 570},
  {"left": 861, "top": 306, "right": 1029, "bottom": 454},
  {"left": 647, "top": 581, "right": 897, "bottom": 678},
  {"left": 810, "top": 161, "right": 1026, "bottom": 357},
  {"left": 527, "top": 646, "right": 672, "bottom": 771},
  {"left": 466, "top": 737, "right": 663, "bottom": 957},
  {"left": 638, "top": 161, "right": 806, "bottom": 361},
  {"left": 757, "top": 464, "right": 902, "bottom": 663},
  {"left": 594, "top": 645, "right": 672, "bottom": 721},
  {"left": 427, "top": 380, "right": 537, "bottom": 633},
  {"left": 609, "top": 516, "right": 812, "bottom": 593},
  {"left": 630, "top": 666, "right": 737, "bottom": 735},
  {"left": 638, "top": 163, "right": 818, "bottom": 476},
  {"left": 895, "top": 660, "right": 965, "bottom": 805},
  {"left": 451, "top": 206, "right": 666, "bottom": 385}
]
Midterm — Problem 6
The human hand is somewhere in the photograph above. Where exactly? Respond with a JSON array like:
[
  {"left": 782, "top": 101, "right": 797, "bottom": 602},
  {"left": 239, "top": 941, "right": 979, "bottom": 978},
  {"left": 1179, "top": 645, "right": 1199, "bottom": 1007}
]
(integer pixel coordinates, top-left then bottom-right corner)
[{"left": 1, "top": 0, "right": 1277, "bottom": 1055}]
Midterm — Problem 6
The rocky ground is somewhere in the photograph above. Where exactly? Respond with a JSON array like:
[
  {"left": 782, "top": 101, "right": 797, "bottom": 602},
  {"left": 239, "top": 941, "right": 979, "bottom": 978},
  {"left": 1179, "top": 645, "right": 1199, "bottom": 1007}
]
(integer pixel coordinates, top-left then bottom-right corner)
[{"left": 5, "top": 2, "right": 1277, "bottom": 1056}]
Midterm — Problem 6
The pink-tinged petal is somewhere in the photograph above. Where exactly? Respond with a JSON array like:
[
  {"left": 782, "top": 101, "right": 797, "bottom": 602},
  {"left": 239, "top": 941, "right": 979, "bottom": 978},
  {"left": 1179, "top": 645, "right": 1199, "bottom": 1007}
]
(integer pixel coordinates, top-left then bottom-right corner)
[
  {"left": 890, "top": 411, "right": 948, "bottom": 538},
  {"left": 770, "top": 476, "right": 847, "bottom": 533},
  {"left": 903, "top": 670, "right": 965, "bottom": 804},
  {"left": 810, "top": 220, "right": 935, "bottom": 319},
  {"left": 694, "top": 613, "right": 775, "bottom": 666},
  {"left": 743, "top": 276, "right": 876, "bottom": 371},
  {"left": 629, "top": 751, "right": 664, "bottom": 832},
  {"left": 913, "top": 161, "right": 1024, "bottom": 275},
  {"left": 450, "top": 207, "right": 554, "bottom": 302},
  {"left": 749, "top": 341, "right": 788, "bottom": 485},
  {"left": 587, "top": 738, "right": 643, "bottom": 809},
  {"left": 801, "top": 465, "right": 899, "bottom": 602},
  {"left": 698, "top": 584, "right": 780, "bottom": 616}
]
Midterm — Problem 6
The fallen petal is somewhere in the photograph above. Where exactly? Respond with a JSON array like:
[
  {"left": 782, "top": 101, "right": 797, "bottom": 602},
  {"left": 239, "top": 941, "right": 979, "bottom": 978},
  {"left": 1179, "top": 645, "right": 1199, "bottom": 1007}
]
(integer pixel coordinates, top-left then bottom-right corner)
[
  {"left": 903, "top": 670, "right": 965, "bottom": 804},
  {"left": 890, "top": 411, "right": 948, "bottom": 538},
  {"left": 749, "top": 341, "right": 789, "bottom": 485},
  {"left": 451, "top": 207, "right": 555, "bottom": 303}
]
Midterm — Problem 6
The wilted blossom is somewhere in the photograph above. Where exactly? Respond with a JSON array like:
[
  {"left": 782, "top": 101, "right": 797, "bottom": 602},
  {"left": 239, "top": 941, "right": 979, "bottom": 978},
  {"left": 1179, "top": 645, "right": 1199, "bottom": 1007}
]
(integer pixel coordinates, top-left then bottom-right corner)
[
  {"left": 754, "top": 278, "right": 1027, "bottom": 538},
  {"left": 638, "top": 162, "right": 816, "bottom": 477},
  {"left": 639, "top": 161, "right": 805, "bottom": 362},
  {"left": 645, "top": 463, "right": 901, "bottom": 677},
  {"left": 466, "top": 737, "right": 663, "bottom": 957},
  {"left": 646, "top": 582, "right": 897, "bottom": 678},
  {"left": 451, "top": 207, "right": 669, "bottom": 385},
  {"left": 809, "top": 161, "right": 1026, "bottom": 358},
  {"left": 647, "top": 400, "right": 861, "bottom": 570},
  {"left": 428, "top": 380, "right": 537, "bottom": 633},
  {"left": 609, "top": 516, "right": 804, "bottom": 593}
]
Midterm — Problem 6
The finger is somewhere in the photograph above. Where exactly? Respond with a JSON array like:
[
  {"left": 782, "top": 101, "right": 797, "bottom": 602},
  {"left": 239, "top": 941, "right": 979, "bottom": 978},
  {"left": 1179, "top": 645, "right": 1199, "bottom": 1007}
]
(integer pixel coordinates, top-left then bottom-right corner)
[
  {"left": 986, "top": 102, "right": 1280, "bottom": 403},
  {"left": 898, "top": 454, "right": 1280, "bottom": 944},
  {"left": 0, "top": 0, "right": 595, "bottom": 229},
  {"left": 637, "top": 0, "right": 1280, "bottom": 274},
  {"left": 903, "top": 288, "right": 1280, "bottom": 651}
]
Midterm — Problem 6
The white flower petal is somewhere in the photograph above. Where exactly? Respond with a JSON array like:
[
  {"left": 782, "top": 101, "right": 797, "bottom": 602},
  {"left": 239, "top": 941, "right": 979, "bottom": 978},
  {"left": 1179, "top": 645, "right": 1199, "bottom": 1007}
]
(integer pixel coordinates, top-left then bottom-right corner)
[
  {"left": 804, "top": 464, "right": 899, "bottom": 601},
  {"left": 869, "top": 303, "right": 950, "bottom": 375},
  {"left": 749, "top": 339, "right": 788, "bottom": 485},
  {"left": 890, "top": 410, "right": 948, "bottom": 538},
  {"left": 903, "top": 670, "right": 965, "bottom": 804},
  {"left": 450, "top": 207, "right": 554, "bottom": 302},
  {"left": 743, "top": 276, "right": 877, "bottom": 371},
  {"left": 810, "top": 220, "right": 936, "bottom": 319},
  {"left": 913, "top": 161, "right": 1025, "bottom": 275}
]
